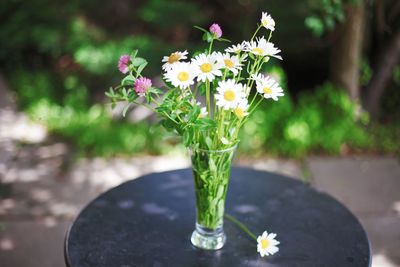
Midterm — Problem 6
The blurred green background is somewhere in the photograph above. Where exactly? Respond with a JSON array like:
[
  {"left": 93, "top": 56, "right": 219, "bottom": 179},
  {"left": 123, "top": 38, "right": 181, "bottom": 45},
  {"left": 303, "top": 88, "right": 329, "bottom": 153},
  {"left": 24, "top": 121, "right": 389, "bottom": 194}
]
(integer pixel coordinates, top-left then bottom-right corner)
[{"left": 1, "top": 0, "right": 399, "bottom": 158}]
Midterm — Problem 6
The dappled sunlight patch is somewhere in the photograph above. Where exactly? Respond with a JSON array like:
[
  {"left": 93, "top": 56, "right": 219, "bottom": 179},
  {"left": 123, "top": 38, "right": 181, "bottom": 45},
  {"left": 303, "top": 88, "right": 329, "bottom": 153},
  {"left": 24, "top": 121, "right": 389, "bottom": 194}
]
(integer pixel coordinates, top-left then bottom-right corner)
[
  {"left": 41, "top": 216, "right": 57, "bottom": 228},
  {"left": 0, "top": 238, "right": 15, "bottom": 251},
  {"left": 71, "top": 155, "right": 189, "bottom": 189},
  {"left": 392, "top": 201, "right": 400, "bottom": 215},
  {"left": 141, "top": 203, "right": 178, "bottom": 221},
  {"left": 237, "top": 157, "right": 302, "bottom": 179},
  {"left": 0, "top": 109, "right": 47, "bottom": 144},
  {"left": 0, "top": 199, "right": 16, "bottom": 215},
  {"left": 117, "top": 199, "right": 135, "bottom": 209},
  {"left": 233, "top": 204, "right": 260, "bottom": 214},
  {"left": 30, "top": 188, "right": 52, "bottom": 202},
  {"left": 3, "top": 168, "right": 41, "bottom": 183},
  {"left": 373, "top": 253, "right": 398, "bottom": 267},
  {"left": 48, "top": 202, "right": 78, "bottom": 218},
  {"left": 35, "top": 143, "right": 68, "bottom": 159}
]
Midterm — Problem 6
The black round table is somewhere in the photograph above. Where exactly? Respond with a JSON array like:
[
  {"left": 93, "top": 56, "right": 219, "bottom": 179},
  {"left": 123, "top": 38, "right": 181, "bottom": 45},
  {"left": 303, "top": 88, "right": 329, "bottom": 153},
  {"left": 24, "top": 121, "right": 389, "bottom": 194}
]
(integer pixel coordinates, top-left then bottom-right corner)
[{"left": 65, "top": 167, "right": 371, "bottom": 267}]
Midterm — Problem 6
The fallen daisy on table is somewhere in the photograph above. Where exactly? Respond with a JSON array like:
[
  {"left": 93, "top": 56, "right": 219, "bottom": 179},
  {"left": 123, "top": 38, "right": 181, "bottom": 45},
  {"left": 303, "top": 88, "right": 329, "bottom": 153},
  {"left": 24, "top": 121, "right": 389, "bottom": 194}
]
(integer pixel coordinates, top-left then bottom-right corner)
[
  {"left": 224, "top": 215, "right": 280, "bottom": 258},
  {"left": 257, "top": 231, "right": 280, "bottom": 257}
]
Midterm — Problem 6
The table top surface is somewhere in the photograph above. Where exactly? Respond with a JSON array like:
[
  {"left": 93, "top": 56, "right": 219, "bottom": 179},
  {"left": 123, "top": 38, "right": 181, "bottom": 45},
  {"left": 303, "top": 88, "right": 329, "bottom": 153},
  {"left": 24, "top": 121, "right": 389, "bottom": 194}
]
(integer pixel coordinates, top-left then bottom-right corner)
[{"left": 65, "top": 167, "right": 371, "bottom": 267}]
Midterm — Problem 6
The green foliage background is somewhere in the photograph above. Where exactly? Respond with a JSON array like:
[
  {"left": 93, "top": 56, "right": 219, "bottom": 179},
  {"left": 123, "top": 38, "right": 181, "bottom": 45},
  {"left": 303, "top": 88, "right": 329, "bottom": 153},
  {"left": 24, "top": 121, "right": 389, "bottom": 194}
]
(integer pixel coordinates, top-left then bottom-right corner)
[{"left": 1, "top": 0, "right": 398, "bottom": 157}]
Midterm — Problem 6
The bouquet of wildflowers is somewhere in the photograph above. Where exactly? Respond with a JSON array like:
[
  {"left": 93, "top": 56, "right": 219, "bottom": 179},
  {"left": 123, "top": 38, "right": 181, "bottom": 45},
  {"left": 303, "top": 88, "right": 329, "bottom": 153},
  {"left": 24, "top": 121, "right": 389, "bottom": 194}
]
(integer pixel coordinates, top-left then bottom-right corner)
[
  {"left": 106, "top": 12, "right": 284, "bottom": 151},
  {"left": 107, "top": 11, "right": 282, "bottom": 253}
]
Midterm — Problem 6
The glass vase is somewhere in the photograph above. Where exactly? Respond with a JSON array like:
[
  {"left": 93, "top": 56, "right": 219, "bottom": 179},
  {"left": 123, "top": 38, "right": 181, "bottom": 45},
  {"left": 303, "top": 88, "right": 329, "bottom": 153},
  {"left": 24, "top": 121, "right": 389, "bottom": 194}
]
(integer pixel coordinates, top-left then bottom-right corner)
[{"left": 189, "top": 144, "right": 237, "bottom": 250}]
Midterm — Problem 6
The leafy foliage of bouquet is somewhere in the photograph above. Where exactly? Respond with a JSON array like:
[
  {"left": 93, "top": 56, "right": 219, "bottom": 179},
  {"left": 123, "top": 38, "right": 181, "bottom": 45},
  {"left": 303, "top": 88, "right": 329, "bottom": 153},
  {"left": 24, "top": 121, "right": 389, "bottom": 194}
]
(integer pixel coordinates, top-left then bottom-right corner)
[
  {"left": 107, "top": 11, "right": 282, "bottom": 254},
  {"left": 106, "top": 12, "right": 284, "bottom": 151}
]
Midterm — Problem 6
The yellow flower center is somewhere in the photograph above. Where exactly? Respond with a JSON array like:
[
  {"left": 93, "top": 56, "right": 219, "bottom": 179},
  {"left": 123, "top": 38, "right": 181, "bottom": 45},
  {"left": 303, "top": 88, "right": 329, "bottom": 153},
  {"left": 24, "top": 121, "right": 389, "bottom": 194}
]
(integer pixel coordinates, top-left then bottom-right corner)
[
  {"left": 223, "top": 90, "right": 236, "bottom": 101},
  {"left": 262, "top": 19, "right": 268, "bottom": 27},
  {"left": 263, "top": 87, "right": 272, "bottom": 94},
  {"left": 168, "top": 53, "right": 180, "bottom": 64},
  {"left": 234, "top": 107, "right": 245, "bottom": 118},
  {"left": 200, "top": 63, "right": 212, "bottom": 73},
  {"left": 261, "top": 239, "right": 269, "bottom": 249},
  {"left": 224, "top": 59, "right": 234, "bottom": 68},
  {"left": 178, "top": 71, "right": 189, "bottom": 82},
  {"left": 252, "top": 47, "right": 263, "bottom": 55}
]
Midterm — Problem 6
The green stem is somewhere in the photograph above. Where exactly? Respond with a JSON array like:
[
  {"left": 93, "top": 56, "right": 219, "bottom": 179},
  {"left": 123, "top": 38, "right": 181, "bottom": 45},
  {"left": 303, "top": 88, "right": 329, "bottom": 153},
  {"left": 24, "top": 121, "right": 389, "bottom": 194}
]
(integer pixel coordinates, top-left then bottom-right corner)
[
  {"left": 208, "top": 39, "right": 214, "bottom": 54},
  {"left": 248, "top": 92, "right": 259, "bottom": 108},
  {"left": 224, "top": 214, "right": 257, "bottom": 241},
  {"left": 251, "top": 25, "right": 262, "bottom": 41},
  {"left": 206, "top": 80, "right": 211, "bottom": 117},
  {"left": 218, "top": 110, "right": 225, "bottom": 139},
  {"left": 126, "top": 100, "right": 156, "bottom": 113},
  {"left": 248, "top": 97, "right": 264, "bottom": 115},
  {"left": 267, "top": 30, "right": 273, "bottom": 42},
  {"left": 162, "top": 112, "right": 179, "bottom": 124}
]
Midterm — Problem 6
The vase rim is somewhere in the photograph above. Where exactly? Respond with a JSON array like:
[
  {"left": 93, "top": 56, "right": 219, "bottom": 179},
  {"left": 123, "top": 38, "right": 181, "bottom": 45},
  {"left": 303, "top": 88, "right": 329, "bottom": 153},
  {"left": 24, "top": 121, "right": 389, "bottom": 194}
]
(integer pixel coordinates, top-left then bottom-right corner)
[{"left": 189, "top": 143, "right": 238, "bottom": 153}]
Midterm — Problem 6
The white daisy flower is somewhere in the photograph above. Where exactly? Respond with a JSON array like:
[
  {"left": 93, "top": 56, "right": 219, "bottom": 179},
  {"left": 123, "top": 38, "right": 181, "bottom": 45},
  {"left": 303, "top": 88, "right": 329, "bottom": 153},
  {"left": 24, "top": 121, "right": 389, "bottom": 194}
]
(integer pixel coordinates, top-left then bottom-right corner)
[
  {"left": 194, "top": 101, "right": 208, "bottom": 118},
  {"left": 164, "top": 62, "right": 195, "bottom": 89},
  {"left": 162, "top": 51, "right": 188, "bottom": 71},
  {"left": 199, "top": 107, "right": 208, "bottom": 118},
  {"left": 225, "top": 41, "right": 249, "bottom": 54},
  {"left": 240, "top": 53, "right": 248, "bottom": 62},
  {"left": 215, "top": 79, "right": 246, "bottom": 110},
  {"left": 217, "top": 52, "right": 243, "bottom": 76},
  {"left": 255, "top": 75, "right": 284, "bottom": 101},
  {"left": 257, "top": 231, "right": 280, "bottom": 257},
  {"left": 233, "top": 98, "right": 250, "bottom": 119},
  {"left": 261, "top": 12, "right": 275, "bottom": 31},
  {"left": 192, "top": 53, "right": 222, "bottom": 82},
  {"left": 246, "top": 37, "right": 282, "bottom": 60},
  {"left": 249, "top": 73, "right": 264, "bottom": 82}
]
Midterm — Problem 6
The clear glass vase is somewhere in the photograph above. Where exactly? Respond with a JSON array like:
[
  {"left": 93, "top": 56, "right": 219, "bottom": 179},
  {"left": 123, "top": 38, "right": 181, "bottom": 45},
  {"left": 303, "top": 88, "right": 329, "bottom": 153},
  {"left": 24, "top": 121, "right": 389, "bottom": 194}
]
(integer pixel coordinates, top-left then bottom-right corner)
[{"left": 189, "top": 144, "right": 237, "bottom": 250}]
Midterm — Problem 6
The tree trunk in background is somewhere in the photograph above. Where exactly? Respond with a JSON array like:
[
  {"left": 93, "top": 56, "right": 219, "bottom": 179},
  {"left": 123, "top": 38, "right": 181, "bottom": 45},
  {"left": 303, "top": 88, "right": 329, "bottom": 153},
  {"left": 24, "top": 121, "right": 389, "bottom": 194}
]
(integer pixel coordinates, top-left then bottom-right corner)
[
  {"left": 364, "top": 29, "right": 400, "bottom": 119},
  {"left": 330, "top": 1, "right": 365, "bottom": 101}
]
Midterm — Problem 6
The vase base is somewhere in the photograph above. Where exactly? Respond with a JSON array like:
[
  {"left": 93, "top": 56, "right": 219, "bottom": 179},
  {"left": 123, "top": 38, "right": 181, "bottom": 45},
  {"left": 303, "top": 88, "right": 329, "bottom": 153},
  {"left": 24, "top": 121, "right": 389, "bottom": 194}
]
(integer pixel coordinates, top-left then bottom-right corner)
[{"left": 190, "top": 224, "right": 226, "bottom": 250}]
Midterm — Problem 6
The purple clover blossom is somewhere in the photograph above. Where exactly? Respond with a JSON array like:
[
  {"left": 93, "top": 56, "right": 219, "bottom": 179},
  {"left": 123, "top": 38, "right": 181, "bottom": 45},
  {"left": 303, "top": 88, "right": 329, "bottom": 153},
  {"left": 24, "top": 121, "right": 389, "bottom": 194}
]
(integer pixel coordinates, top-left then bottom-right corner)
[
  {"left": 134, "top": 77, "right": 152, "bottom": 97},
  {"left": 209, "top": 23, "right": 222, "bottom": 38},
  {"left": 118, "top": 55, "right": 131, "bottom": 74}
]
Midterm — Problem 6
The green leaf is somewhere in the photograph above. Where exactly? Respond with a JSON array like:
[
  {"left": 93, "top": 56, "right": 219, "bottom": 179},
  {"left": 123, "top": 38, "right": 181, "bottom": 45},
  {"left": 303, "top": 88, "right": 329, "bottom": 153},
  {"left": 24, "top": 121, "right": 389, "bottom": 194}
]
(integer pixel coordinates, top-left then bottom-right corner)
[
  {"left": 122, "top": 103, "right": 132, "bottom": 117},
  {"left": 216, "top": 186, "right": 224, "bottom": 199},
  {"left": 105, "top": 87, "right": 115, "bottom": 98},
  {"left": 194, "top": 25, "right": 209, "bottom": 34},
  {"left": 208, "top": 158, "right": 217, "bottom": 172},
  {"left": 146, "top": 91, "right": 151, "bottom": 104},
  {"left": 121, "top": 75, "right": 135, "bottom": 86},
  {"left": 136, "top": 62, "right": 148, "bottom": 75},
  {"left": 188, "top": 105, "right": 200, "bottom": 123},
  {"left": 199, "top": 83, "right": 206, "bottom": 96},
  {"left": 131, "top": 57, "right": 147, "bottom": 67},
  {"left": 202, "top": 32, "right": 213, "bottom": 43},
  {"left": 337, "top": 10, "right": 345, "bottom": 22},
  {"left": 161, "top": 118, "right": 177, "bottom": 131},
  {"left": 128, "top": 91, "right": 138, "bottom": 102},
  {"left": 205, "top": 137, "right": 213, "bottom": 149},
  {"left": 324, "top": 16, "right": 335, "bottom": 30},
  {"left": 182, "top": 127, "right": 193, "bottom": 146},
  {"left": 195, "top": 118, "right": 216, "bottom": 130},
  {"left": 305, "top": 16, "right": 324, "bottom": 37},
  {"left": 150, "top": 87, "right": 163, "bottom": 94},
  {"left": 217, "top": 37, "right": 231, "bottom": 43},
  {"left": 156, "top": 106, "right": 168, "bottom": 113},
  {"left": 131, "top": 50, "right": 138, "bottom": 58}
]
